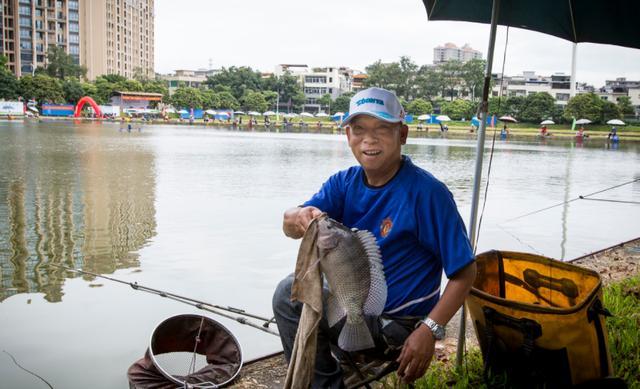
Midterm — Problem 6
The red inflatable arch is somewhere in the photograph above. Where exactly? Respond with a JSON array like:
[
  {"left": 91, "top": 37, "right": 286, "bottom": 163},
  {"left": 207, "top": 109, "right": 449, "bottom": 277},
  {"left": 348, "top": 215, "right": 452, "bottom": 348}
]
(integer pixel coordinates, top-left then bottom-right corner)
[{"left": 74, "top": 96, "right": 103, "bottom": 118}]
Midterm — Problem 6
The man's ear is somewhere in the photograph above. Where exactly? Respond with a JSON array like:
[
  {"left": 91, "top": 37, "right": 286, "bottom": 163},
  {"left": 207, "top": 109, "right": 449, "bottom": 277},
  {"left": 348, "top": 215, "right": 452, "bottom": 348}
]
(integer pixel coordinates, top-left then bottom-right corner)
[
  {"left": 345, "top": 125, "right": 352, "bottom": 141},
  {"left": 400, "top": 124, "right": 409, "bottom": 145}
]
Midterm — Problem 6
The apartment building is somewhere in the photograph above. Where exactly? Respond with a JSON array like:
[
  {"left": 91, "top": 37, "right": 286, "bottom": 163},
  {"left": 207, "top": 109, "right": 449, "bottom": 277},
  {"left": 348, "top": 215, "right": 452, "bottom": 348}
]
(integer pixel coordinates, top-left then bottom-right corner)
[
  {"left": 1, "top": 0, "right": 81, "bottom": 77},
  {"left": 0, "top": 0, "right": 153, "bottom": 80},
  {"left": 162, "top": 68, "right": 221, "bottom": 95},
  {"left": 80, "top": 0, "right": 154, "bottom": 80},
  {"left": 491, "top": 71, "right": 575, "bottom": 105},
  {"left": 434, "top": 43, "right": 482, "bottom": 64},
  {"left": 275, "top": 64, "right": 354, "bottom": 112}
]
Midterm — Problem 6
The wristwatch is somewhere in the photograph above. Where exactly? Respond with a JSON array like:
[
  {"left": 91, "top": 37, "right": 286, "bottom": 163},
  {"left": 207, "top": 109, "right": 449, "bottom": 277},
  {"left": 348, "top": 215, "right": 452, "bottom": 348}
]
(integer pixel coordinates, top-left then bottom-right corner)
[{"left": 420, "top": 317, "right": 446, "bottom": 340}]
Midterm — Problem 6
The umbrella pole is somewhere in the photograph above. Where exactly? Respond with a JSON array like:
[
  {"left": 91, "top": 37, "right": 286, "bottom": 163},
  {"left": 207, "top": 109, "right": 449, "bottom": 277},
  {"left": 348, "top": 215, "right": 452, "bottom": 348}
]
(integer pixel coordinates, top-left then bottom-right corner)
[{"left": 456, "top": 0, "right": 501, "bottom": 368}]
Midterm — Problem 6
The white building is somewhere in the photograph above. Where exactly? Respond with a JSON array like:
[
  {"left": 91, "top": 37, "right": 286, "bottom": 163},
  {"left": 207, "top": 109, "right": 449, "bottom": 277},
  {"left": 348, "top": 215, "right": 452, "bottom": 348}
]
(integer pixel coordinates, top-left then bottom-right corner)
[
  {"left": 434, "top": 43, "right": 482, "bottom": 64},
  {"left": 275, "top": 64, "right": 354, "bottom": 113},
  {"left": 491, "top": 71, "right": 575, "bottom": 105},
  {"left": 162, "top": 68, "right": 221, "bottom": 95}
]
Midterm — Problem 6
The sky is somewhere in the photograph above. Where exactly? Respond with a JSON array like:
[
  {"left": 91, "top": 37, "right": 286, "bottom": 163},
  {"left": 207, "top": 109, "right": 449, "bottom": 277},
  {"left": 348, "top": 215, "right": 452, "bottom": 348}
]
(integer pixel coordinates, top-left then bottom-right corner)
[{"left": 154, "top": 0, "right": 640, "bottom": 88}]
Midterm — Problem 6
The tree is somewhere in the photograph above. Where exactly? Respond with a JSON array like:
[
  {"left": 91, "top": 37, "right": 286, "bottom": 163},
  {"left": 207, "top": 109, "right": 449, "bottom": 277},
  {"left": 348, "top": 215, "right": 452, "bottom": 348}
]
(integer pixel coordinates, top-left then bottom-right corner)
[
  {"left": 62, "top": 78, "right": 85, "bottom": 104},
  {"left": 600, "top": 100, "right": 621, "bottom": 122},
  {"left": 45, "top": 46, "right": 87, "bottom": 79},
  {"left": 241, "top": 90, "right": 268, "bottom": 112},
  {"left": 318, "top": 94, "right": 332, "bottom": 112},
  {"left": 364, "top": 60, "right": 403, "bottom": 94},
  {"left": 205, "top": 66, "right": 263, "bottom": 100},
  {"left": 518, "top": 92, "right": 556, "bottom": 123},
  {"left": 461, "top": 59, "right": 486, "bottom": 102},
  {"left": 18, "top": 74, "right": 65, "bottom": 105},
  {"left": 414, "top": 65, "right": 445, "bottom": 100},
  {"left": 617, "top": 96, "right": 635, "bottom": 116},
  {"left": 564, "top": 93, "right": 603, "bottom": 123},
  {"left": 0, "top": 55, "right": 19, "bottom": 100},
  {"left": 503, "top": 96, "right": 526, "bottom": 116},
  {"left": 441, "top": 99, "right": 474, "bottom": 120},
  {"left": 406, "top": 98, "right": 433, "bottom": 115},
  {"left": 215, "top": 91, "right": 239, "bottom": 110},
  {"left": 333, "top": 92, "right": 355, "bottom": 113},
  {"left": 170, "top": 87, "right": 203, "bottom": 109},
  {"left": 439, "top": 61, "right": 463, "bottom": 101}
]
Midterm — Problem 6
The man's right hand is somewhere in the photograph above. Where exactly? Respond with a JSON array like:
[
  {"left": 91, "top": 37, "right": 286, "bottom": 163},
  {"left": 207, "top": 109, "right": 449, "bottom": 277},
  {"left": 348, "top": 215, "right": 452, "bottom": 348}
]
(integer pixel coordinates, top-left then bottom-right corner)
[{"left": 283, "top": 206, "right": 322, "bottom": 239}]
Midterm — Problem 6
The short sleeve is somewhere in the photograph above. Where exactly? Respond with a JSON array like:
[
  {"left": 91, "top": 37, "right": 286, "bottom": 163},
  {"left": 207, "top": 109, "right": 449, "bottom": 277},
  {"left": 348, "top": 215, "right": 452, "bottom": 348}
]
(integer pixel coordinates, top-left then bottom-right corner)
[
  {"left": 303, "top": 172, "right": 346, "bottom": 221},
  {"left": 417, "top": 183, "right": 474, "bottom": 278}
]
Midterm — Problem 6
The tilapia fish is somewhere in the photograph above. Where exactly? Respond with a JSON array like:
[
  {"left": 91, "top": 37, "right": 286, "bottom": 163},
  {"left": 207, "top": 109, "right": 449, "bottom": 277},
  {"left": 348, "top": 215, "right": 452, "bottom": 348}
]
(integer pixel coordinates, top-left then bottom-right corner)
[{"left": 316, "top": 216, "right": 387, "bottom": 352}]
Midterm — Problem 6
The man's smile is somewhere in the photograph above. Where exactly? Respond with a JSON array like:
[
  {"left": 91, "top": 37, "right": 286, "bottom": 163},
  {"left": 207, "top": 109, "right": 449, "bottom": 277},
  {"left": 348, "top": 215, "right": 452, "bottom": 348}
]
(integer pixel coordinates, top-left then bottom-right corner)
[{"left": 362, "top": 150, "right": 382, "bottom": 156}]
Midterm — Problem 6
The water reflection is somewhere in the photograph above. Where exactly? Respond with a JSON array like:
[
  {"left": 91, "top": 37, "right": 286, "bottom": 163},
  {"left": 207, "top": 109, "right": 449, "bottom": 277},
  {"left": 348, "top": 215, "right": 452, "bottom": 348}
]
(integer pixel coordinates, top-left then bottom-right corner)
[{"left": 0, "top": 124, "right": 157, "bottom": 302}]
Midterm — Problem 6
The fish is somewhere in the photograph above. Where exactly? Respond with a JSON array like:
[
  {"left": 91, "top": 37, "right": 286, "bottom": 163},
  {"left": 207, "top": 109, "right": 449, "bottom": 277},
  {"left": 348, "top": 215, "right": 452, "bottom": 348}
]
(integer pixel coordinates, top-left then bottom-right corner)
[{"left": 316, "top": 216, "right": 387, "bottom": 352}]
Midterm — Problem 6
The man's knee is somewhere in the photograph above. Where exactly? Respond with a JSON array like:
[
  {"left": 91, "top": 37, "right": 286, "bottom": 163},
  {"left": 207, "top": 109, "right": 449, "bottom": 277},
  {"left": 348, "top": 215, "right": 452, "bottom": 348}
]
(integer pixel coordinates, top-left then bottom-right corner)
[{"left": 272, "top": 274, "right": 295, "bottom": 314}]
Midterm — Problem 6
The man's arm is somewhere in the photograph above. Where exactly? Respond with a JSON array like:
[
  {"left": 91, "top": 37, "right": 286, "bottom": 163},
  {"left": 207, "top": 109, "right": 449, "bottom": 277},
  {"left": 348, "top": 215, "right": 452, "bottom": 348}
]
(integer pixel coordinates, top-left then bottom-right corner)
[
  {"left": 282, "top": 206, "right": 323, "bottom": 239},
  {"left": 396, "top": 261, "right": 477, "bottom": 384}
]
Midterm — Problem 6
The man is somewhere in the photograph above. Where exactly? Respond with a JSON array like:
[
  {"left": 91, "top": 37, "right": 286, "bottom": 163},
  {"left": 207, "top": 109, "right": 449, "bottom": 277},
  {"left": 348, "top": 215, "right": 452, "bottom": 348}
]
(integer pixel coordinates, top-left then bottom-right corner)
[{"left": 273, "top": 87, "right": 476, "bottom": 387}]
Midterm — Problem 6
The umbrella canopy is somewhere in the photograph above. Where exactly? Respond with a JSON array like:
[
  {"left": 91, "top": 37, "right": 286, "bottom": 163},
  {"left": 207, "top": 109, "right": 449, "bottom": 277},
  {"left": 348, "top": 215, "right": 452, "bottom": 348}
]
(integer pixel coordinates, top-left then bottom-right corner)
[
  {"left": 217, "top": 112, "right": 230, "bottom": 117},
  {"left": 263, "top": 111, "right": 276, "bottom": 116},
  {"left": 177, "top": 109, "right": 189, "bottom": 114},
  {"left": 435, "top": 115, "right": 451, "bottom": 122},
  {"left": 315, "top": 112, "right": 329, "bottom": 118},
  {"left": 606, "top": 119, "right": 626, "bottom": 126},
  {"left": 27, "top": 106, "right": 39, "bottom": 113},
  {"left": 575, "top": 119, "right": 592, "bottom": 125},
  {"left": 499, "top": 115, "right": 518, "bottom": 123},
  {"left": 205, "top": 109, "right": 217, "bottom": 115},
  {"left": 233, "top": 111, "right": 245, "bottom": 115},
  {"left": 300, "top": 112, "right": 314, "bottom": 118},
  {"left": 422, "top": 0, "right": 640, "bottom": 50},
  {"left": 247, "top": 111, "right": 261, "bottom": 116},
  {"left": 164, "top": 108, "right": 176, "bottom": 114},
  {"left": 283, "top": 113, "right": 298, "bottom": 118},
  {"left": 540, "top": 119, "right": 555, "bottom": 125},
  {"left": 417, "top": 114, "right": 431, "bottom": 121}
]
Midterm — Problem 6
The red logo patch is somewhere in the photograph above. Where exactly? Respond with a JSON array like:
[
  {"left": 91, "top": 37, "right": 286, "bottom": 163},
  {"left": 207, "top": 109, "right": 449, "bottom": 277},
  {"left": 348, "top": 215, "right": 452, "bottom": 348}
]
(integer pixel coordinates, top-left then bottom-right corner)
[{"left": 380, "top": 217, "right": 393, "bottom": 238}]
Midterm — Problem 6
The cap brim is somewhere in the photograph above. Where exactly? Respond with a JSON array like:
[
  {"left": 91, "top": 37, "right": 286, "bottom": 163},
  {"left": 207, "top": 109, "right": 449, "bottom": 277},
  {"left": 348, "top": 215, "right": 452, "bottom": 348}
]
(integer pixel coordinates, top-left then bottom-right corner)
[{"left": 342, "top": 111, "right": 403, "bottom": 126}]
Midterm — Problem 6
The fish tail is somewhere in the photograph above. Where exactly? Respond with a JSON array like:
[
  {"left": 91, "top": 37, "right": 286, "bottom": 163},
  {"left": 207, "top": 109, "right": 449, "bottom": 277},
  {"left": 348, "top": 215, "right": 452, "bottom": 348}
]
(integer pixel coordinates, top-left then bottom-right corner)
[{"left": 338, "top": 316, "right": 375, "bottom": 352}]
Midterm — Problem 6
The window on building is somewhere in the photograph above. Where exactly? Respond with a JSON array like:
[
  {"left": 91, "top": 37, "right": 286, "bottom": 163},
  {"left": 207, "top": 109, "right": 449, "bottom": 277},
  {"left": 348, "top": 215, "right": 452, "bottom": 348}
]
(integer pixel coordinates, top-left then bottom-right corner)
[
  {"left": 69, "top": 33, "right": 78, "bottom": 43},
  {"left": 19, "top": 6, "right": 32, "bottom": 15},
  {"left": 20, "top": 28, "right": 32, "bottom": 38},
  {"left": 69, "top": 11, "right": 78, "bottom": 21},
  {"left": 35, "top": 20, "right": 43, "bottom": 29},
  {"left": 69, "top": 44, "right": 79, "bottom": 54},
  {"left": 69, "top": 22, "right": 78, "bottom": 32},
  {"left": 305, "top": 76, "right": 327, "bottom": 83},
  {"left": 68, "top": 0, "right": 79, "bottom": 10},
  {"left": 20, "top": 17, "right": 32, "bottom": 27},
  {"left": 555, "top": 93, "right": 570, "bottom": 101},
  {"left": 21, "top": 40, "right": 33, "bottom": 50}
]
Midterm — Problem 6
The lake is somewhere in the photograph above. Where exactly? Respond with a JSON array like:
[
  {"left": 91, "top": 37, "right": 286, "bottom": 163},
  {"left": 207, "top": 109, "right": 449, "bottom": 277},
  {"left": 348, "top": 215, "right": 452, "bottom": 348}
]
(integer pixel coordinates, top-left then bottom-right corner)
[{"left": 1, "top": 120, "right": 638, "bottom": 388}]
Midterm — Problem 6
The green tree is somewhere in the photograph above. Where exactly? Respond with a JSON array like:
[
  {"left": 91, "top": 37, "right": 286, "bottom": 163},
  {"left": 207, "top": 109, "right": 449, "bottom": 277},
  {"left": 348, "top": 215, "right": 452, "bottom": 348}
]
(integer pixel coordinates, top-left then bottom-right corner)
[
  {"left": 0, "top": 55, "right": 19, "bottom": 99},
  {"left": 461, "top": 59, "right": 486, "bottom": 102},
  {"left": 62, "top": 78, "right": 85, "bottom": 104},
  {"left": 242, "top": 90, "right": 269, "bottom": 112},
  {"left": 200, "top": 89, "right": 220, "bottom": 109},
  {"left": 441, "top": 99, "right": 474, "bottom": 120},
  {"left": 601, "top": 100, "right": 621, "bottom": 122},
  {"left": 205, "top": 66, "right": 263, "bottom": 100},
  {"left": 617, "top": 96, "right": 635, "bottom": 116},
  {"left": 406, "top": 98, "right": 433, "bottom": 115},
  {"left": 439, "top": 61, "right": 463, "bottom": 101},
  {"left": 262, "top": 72, "right": 305, "bottom": 111},
  {"left": 45, "top": 46, "right": 87, "bottom": 79},
  {"left": 333, "top": 92, "right": 355, "bottom": 113},
  {"left": 415, "top": 65, "right": 445, "bottom": 100},
  {"left": 503, "top": 96, "right": 526, "bottom": 116},
  {"left": 364, "top": 60, "right": 403, "bottom": 94},
  {"left": 215, "top": 91, "right": 239, "bottom": 110},
  {"left": 170, "top": 87, "right": 203, "bottom": 108},
  {"left": 318, "top": 94, "right": 332, "bottom": 112},
  {"left": 518, "top": 92, "right": 556, "bottom": 123},
  {"left": 564, "top": 93, "right": 603, "bottom": 123},
  {"left": 18, "top": 74, "right": 65, "bottom": 105}
]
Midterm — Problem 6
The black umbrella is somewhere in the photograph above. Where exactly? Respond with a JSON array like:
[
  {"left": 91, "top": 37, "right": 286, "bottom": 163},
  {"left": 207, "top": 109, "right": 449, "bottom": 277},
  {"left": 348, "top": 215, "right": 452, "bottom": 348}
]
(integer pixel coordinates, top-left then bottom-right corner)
[{"left": 420, "top": 0, "right": 640, "bottom": 366}]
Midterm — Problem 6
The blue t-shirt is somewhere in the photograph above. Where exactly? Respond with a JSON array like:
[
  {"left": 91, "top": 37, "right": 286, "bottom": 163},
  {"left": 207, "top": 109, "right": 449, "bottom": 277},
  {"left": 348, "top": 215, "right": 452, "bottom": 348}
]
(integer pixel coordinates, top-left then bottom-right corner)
[{"left": 303, "top": 156, "right": 474, "bottom": 317}]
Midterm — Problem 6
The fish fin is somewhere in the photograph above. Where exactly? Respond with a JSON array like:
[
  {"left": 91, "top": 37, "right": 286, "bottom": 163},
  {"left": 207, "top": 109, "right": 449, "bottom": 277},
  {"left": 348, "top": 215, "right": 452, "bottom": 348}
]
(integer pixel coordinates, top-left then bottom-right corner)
[
  {"left": 326, "top": 293, "right": 346, "bottom": 328},
  {"left": 338, "top": 317, "right": 375, "bottom": 352},
  {"left": 356, "top": 230, "right": 387, "bottom": 316}
]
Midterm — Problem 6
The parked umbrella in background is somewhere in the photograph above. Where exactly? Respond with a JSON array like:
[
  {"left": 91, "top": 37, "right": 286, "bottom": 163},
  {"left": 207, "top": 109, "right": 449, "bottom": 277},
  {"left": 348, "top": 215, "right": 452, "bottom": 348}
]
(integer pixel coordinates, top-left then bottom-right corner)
[
  {"left": 422, "top": 0, "right": 640, "bottom": 366},
  {"left": 435, "top": 115, "right": 451, "bottom": 122},
  {"left": 205, "top": 109, "right": 217, "bottom": 115},
  {"left": 417, "top": 114, "right": 431, "bottom": 121},
  {"left": 233, "top": 111, "right": 245, "bottom": 115},
  {"left": 300, "top": 112, "right": 314, "bottom": 118},
  {"left": 499, "top": 115, "right": 518, "bottom": 123},
  {"left": 540, "top": 119, "right": 555, "bottom": 125},
  {"left": 263, "top": 111, "right": 276, "bottom": 116},
  {"left": 606, "top": 119, "right": 626, "bottom": 126},
  {"left": 315, "top": 112, "right": 329, "bottom": 118},
  {"left": 575, "top": 119, "right": 592, "bottom": 125},
  {"left": 247, "top": 111, "right": 261, "bottom": 116}
]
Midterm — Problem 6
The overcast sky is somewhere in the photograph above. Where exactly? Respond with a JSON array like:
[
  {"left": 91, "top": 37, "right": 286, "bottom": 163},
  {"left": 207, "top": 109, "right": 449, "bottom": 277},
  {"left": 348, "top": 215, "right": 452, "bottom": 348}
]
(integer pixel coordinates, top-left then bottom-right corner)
[{"left": 155, "top": 0, "right": 640, "bottom": 88}]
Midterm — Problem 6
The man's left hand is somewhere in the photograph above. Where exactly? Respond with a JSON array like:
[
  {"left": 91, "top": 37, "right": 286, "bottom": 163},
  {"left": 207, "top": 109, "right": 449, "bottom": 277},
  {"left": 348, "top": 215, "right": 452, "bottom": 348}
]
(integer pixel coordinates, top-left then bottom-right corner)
[{"left": 395, "top": 323, "right": 436, "bottom": 384}]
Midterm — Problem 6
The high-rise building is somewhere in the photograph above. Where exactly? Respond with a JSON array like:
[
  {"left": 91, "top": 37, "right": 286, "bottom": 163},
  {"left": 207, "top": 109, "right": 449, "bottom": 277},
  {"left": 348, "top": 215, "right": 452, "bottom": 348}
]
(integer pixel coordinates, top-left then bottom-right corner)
[
  {"left": 1, "top": 0, "right": 81, "bottom": 77},
  {"left": 0, "top": 0, "right": 154, "bottom": 80},
  {"left": 434, "top": 43, "right": 482, "bottom": 64},
  {"left": 80, "top": 0, "right": 154, "bottom": 80}
]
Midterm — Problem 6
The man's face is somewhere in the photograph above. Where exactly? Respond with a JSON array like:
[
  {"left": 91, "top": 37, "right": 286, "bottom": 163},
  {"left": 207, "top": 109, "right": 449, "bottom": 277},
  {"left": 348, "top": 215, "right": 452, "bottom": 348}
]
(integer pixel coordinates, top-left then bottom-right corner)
[{"left": 346, "top": 115, "right": 408, "bottom": 177}]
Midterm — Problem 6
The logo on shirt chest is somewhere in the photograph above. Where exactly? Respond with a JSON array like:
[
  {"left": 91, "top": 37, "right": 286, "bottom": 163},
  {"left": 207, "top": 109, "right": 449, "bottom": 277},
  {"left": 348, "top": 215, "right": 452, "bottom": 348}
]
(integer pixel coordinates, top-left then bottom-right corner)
[{"left": 380, "top": 217, "right": 393, "bottom": 238}]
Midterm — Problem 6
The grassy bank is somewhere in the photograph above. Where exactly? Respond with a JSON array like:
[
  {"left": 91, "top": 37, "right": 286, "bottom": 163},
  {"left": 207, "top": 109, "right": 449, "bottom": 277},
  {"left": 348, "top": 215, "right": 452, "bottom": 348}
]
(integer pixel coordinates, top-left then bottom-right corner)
[{"left": 380, "top": 276, "right": 640, "bottom": 388}]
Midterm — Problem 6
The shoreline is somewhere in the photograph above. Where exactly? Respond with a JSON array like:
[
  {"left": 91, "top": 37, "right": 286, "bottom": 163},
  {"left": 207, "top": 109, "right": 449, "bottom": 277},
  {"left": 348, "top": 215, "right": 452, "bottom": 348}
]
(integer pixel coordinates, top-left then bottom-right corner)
[{"left": 13, "top": 115, "right": 640, "bottom": 142}]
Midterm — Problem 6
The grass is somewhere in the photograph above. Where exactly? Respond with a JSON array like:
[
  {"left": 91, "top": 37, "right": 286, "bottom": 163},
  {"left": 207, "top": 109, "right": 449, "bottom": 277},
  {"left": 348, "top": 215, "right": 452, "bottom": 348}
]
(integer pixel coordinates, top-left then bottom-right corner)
[{"left": 380, "top": 276, "right": 640, "bottom": 388}]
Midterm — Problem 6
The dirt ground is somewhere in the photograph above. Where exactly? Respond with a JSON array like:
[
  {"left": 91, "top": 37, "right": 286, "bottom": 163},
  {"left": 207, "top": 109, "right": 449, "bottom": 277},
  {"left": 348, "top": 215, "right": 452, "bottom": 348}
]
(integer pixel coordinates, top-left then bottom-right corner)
[{"left": 230, "top": 238, "right": 640, "bottom": 388}]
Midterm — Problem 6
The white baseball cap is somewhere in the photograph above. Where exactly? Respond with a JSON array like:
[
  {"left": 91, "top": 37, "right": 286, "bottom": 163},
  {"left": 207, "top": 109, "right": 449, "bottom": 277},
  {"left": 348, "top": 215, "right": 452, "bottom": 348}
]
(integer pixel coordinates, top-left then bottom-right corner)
[{"left": 342, "top": 87, "right": 405, "bottom": 126}]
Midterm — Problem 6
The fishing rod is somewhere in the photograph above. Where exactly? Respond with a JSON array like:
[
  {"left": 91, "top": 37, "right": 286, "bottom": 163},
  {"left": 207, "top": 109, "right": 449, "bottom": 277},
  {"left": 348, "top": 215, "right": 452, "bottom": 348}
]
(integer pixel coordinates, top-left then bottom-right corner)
[{"left": 49, "top": 264, "right": 280, "bottom": 337}]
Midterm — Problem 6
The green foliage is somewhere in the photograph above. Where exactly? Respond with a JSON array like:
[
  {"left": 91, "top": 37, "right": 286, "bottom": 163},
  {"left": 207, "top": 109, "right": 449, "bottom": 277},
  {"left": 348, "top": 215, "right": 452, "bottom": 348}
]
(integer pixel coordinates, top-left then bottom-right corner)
[
  {"left": 617, "top": 96, "right": 635, "bottom": 116},
  {"left": 170, "top": 87, "right": 204, "bottom": 109},
  {"left": 205, "top": 66, "right": 263, "bottom": 100},
  {"left": 45, "top": 46, "right": 87, "bottom": 79},
  {"left": 18, "top": 74, "right": 65, "bottom": 105},
  {"left": 461, "top": 59, "right": 486, "bottom": 102},
  {"left": 215, "top": 91, "right": 239, "bottom": 110},
  {"left": 333, "top": 92, "right": 354, "bottom": 113},
  {"left": 364, "top": 56, "right": 417, "bottom": 100},
  {"left": 406, "top": 98, "right": 433, "bottom": 115},
  {"left": 0, "top": 55, "right": 19, "bottom": 99},
  {"left": 415, "top": 65, "right": 446, "bottom": 100},
  {"left": 564, "top": 93, "right": 603, "bottom": 123},
  {"left": 518, "top": 92, "right": 557, "bottom": 123},
  {"left": 601, "top": 100, "right": 621, "bottom": 122},
  {"left": 440, "top": 60, "right": 463, "bottom": 101},
  {"left": 603, "top": 276, "right": 640, "bottom": 386},
  {"left": 141, "top": 79, "right": 169, "bottom": 98},
  {"left": 318, "top": 94, "right": 332, "bottom": 111},
  {"left": 241, "top": 90, "right": 268, "bottom": 112},
  {"left": 441, "top": 99, "right": 475, "bottom": 120},
  {"left": 62, "top": 78, "right": 85, "bottom": 104}
]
